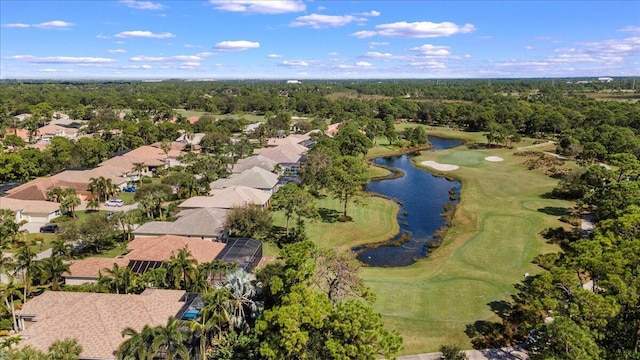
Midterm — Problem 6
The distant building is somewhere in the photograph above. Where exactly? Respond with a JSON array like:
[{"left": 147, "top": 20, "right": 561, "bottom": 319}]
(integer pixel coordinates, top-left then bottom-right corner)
[
  {"left": 598, "top": 77, "right": 613, "bottom": 82},
  {"left": 286, "top": 80, "right": 301, "bottom": 84}
]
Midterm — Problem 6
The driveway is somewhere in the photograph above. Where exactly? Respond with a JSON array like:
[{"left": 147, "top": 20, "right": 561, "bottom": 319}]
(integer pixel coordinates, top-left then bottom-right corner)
[
  {"left": 76, "top": 202, "right": 139, "bottom": 212},
  {"left": 20, "top": 221, "right": 47, "bottom": 234},
  {"left": 398, "top": 346, "right": 528, "bottom": 360}
]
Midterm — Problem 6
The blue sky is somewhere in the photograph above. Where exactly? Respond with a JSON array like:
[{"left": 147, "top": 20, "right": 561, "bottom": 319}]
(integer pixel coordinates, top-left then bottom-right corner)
[{"left": 1, "top": 0, "right": 638, "bottom": 79}]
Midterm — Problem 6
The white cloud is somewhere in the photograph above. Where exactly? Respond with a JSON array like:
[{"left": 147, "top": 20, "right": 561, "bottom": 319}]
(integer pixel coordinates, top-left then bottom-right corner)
[
  {"left": 33, "top": 20, "right": 75, "bottom": 29},
  {"left": 119, "top": 0, "right": 166, "bottom": 10},
  {"left": 409, "top": 61, "right": 446, "bottom": 69},
  {"left": 130, "top": 55, "right": 202, "bottom": 62},
  {"left": 7, "top": 55, "right": 115, "bottom": 64},
  {"left": 327, "top": 52, "right": 340, "bottom": 57},
  {"left": 267, "top": 53, "right": 284, "bottom": 58},
  {"left": 338, "top": 61, "right": 374, "bottom": 69},
  {"left": 122, "top": 64, "right": 153, "bottom": 69},
  {"left": 38, "top": 68, "right": 58, "bottom": 72},
  {"left": 179, "top": 62, "right": 201, "bottom": 69},
  {"left": 351, "top": 30, "right": 377, "bottom": 39},
  {"left": 197, "top": 52, "right": 213, "bottom": 57},
  {"left": 280, "top": 60, "right": 309, "bottom": 67},
  {"left": 352, "top": 21, "right": 475, "bottom": 38},
  {"left": 97, "top": 34, "right": 111, "bottom": 39},
  {"left": 410, "top": 44, "right": 451, "bottom": 56},
  {"left": 360, "top": 10, "right": 380, "bottom": 17},
  {"left": 525, "top": 46, "right": 533, "bottom": 50},
  {"left": 107, "top": 49, "right": 127, "bottom": 53},
  {"left": 290, "top": 14, "right": 365, "bottom": 29},
  {"left": 368, "top": 41, "right": 389, "bottom": 49},
  {"left": 115, "top": 30, "right": 175, "bottom": 39},
  {"left": 618, "top": 26, "right": 640, "bottom": 33},
  {"left": 184, "top": 44, "right": 202, "bottom": 48},
  {"left": 355, "top": 61, "right": 373, "bottom": 67},
  {"left": 3, "top": 23, "right": 31, "bottom": 28},
  {"left": 209, "top": 0, "right": 305, "bottom": 14},
  {"left": 214, "top": 40, "right": 260, "bottom": 51},
  {"left": 363, "top": 51, "right": 394, "bottom": 59}
]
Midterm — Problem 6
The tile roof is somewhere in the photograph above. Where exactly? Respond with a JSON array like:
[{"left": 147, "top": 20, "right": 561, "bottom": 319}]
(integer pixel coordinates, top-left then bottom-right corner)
[
  {"left": 66, "top": 235, "right": 225, "bottom": 279},
  {"left": 232, "top": 155, "right": 278, "bottom": 173},
  {"left": 37, "top": 124, "right": 79, "bottom": 136},
  {"left": 17, "top": 289, "right": 186, "bottom": 360},
  {"left": 253, "top": 143, "right": 306, "bottom": 164},
  {"left": 66, "top": 257, "right": 129, "bottom": 279},
  {"left": 133, "top": 208, "right": 228, "bottom": 238},
  {"left": 210, "top": 167, "right": 279, "bottom": 190},
  {"left": 266, "top": 134, "right": 310, "bottom": 147},
  {"left": 180, "top": 186, "right": 271, "bottom": 209},
  {"left": 0, "top": 197, "right": 60, "bottom": 214},
  {"left": 51, "top": 167, "right": 127, "bottom": 186},
  {"left": 126, "top": 234, "right": 225, "bottom": 264},
  {"left": 4, "top": 178, "right": 87, "bottom": 201}
]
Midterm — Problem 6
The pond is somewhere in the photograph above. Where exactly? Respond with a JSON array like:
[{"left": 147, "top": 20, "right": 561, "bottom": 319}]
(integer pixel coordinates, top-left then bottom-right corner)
[{"left": 355, "top": 137, "right": 463, "bottom": 267}]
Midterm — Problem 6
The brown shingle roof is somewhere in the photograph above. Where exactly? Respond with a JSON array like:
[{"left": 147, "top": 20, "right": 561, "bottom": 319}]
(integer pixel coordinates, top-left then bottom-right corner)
[
  {"left": 180, "top": 186, "right": 271, "bottom": 209},
  {"left": 0, "top": 197, "right": 60, "bottom": 214},
  {"left": 4, "top": 178, "right": 86, "bottom": 201},
  {"left": 210, "top": 167, "right": 279, "bottom": 191},
  {"left": 17, "top": 289, "right": 186, "bottom": 359}
]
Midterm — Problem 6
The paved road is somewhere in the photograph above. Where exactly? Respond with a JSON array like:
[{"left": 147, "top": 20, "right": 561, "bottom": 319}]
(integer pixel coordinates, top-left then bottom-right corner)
[{"left": 398, "top": 346, "right": 528, "bottom": 360}]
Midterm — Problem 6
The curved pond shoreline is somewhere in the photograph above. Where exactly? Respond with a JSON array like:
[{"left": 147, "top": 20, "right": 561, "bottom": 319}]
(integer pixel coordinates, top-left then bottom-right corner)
[{"left": 355, "top": 137, "right": 463, "bottom": 267}]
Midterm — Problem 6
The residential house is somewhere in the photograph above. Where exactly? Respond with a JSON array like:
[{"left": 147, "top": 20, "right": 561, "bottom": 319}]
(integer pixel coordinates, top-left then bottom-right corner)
[
  {"left": 4, "top": 178, "right": 88, "bottom": 201},
  {"left": 210, "top": 166, "right": 280, "bottom": 193},
  {"left": 179, "top": 185, "right": 271, "bottom": 210},
  {"left": 326, "top": 122, "right": 342, "bottom": 137},
  {"left": 253, "top": 143, "right": 307, "bottom": 176},
  {"left": 16, "top": 289, "right": 189, "bottom": 360},
  {"left": 232, "top": 154, "right": 278, "bottom": 174},
  {"left": 133, "top": 207, "right": 229, "bottom": 240},
  {"left": 266, "top": 133, "right": 311, "bottom": 147},
  {"left": 0, "top": 197, "right": 61, "bottom": 223},
  {"left": 37, "top": 124, "right": 80, "bottom": 140},
  {"left": 63, "top": 235, "right": 226, "bottom": 285}
]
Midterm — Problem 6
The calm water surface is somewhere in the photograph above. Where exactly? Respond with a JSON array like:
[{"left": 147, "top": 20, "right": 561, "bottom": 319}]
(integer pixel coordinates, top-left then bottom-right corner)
[{"left": 355, "top": 137, "right": 462, "bottom": 267}]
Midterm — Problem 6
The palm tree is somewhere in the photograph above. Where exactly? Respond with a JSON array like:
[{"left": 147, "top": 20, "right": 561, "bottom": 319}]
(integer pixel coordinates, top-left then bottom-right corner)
[
  {"left": 46, "top": 187, "right": 64, "bottom": 203},
  {"left": 160, "top": 140, "right": 171, "bottom": 164},
  {"left": 199, "top": 288, "right": 232, "bottom": 344},
  {"left": 111, "top": 210, "right": 138, "bottom": 242},
  {"left": 98, "top": 263, "right": 136, "bottom": 294},
  {"left": 223, "top": 269, "right": 262, "bottom": 330},
  {"left": 15, "top": 246, "right": 38, "bottom": 300},
  {"left": 132, "top": 162, "right": 146, "bottom": 185},
  {"left": 88, "top": 177, "right": 105, "bottom": 202},
  {"left": 0, "top": 276, "right": 23, "bottom": 331},
  {"left": 117, "top": 324, "right": 158, "bottom": 360},
  {"left": 167, "top": 247, "right": 198, "bottom": 291},
  {"left": 0, "top": 209, "right": 28, "bottom": 248},
  {"left": 151, "top": 317, "right": 190, "bottom": 360},
  {"left": 48, "top": 338, "right": 83, "bottom": 360},
  {"left": 41, "top": 256, "right": 70, "bottom": 291},
  {"left": 50, "top": 238, "right": 72, "bottom": 259},
  {"left": 86, "top": 198, "right": 100, "bottom": 212},
  {"left": 60, "top": 188, "right": 81, "bottom": 219},
  {"left": 11, "top": 346, "right": 46, "bottom": 360}
]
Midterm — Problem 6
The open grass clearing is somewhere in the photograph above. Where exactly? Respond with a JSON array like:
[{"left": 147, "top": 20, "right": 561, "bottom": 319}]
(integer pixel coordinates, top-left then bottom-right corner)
[{"left": 271, "top": 194, "right": 399, "bottom": 250}]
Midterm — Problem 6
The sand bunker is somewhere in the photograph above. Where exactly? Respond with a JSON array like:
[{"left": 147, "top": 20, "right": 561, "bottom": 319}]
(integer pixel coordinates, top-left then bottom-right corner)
[
  {"left": 421, "top": 160, "right": 459, "bottom": 171},
  {"left": 484, "top": 156, "right": 504, "bottom": 162}
]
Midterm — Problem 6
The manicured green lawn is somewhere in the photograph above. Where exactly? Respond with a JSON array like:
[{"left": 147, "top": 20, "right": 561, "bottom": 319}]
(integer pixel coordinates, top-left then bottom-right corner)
[
  {"left": 94, "top": 244, "right": 129, "bottom": 258},
  {"left": 271, "top": 194, "right": 400, "bottom": 250},
  {"left": 368, "top": 164, "right": 392, "bottom": 179},
  {"left": 361, "top": 129, "right": 572, "bottom": 354}
]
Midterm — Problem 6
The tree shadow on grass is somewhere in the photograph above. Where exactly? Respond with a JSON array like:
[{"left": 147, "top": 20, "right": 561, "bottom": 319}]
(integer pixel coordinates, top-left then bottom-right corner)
[
  {"left": 537, "top": 206, "right": 570, "bottom": 217},
  {"left": 488, "top": 300, "right": 513, "bottom": 319},
  {"left": 318, "top": 207, "right": 340, "bottom": 223}
]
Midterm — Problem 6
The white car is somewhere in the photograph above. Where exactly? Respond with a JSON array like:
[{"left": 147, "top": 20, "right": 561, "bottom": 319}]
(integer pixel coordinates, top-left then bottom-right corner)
[{"left": 105, "top": 199, "right": 124, "bottom": 207}]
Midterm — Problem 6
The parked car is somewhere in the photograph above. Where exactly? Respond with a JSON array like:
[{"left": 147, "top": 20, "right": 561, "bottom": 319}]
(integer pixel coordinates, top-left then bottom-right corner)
[
  {"left": 39, "top": 224, "right": 59, "bottom": 233},
  {"left": 122, "top": 185, "right": 136, "bottom": 193},
  {"left": 105, "top": 199, "right": 124, "bottom": 207}
]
